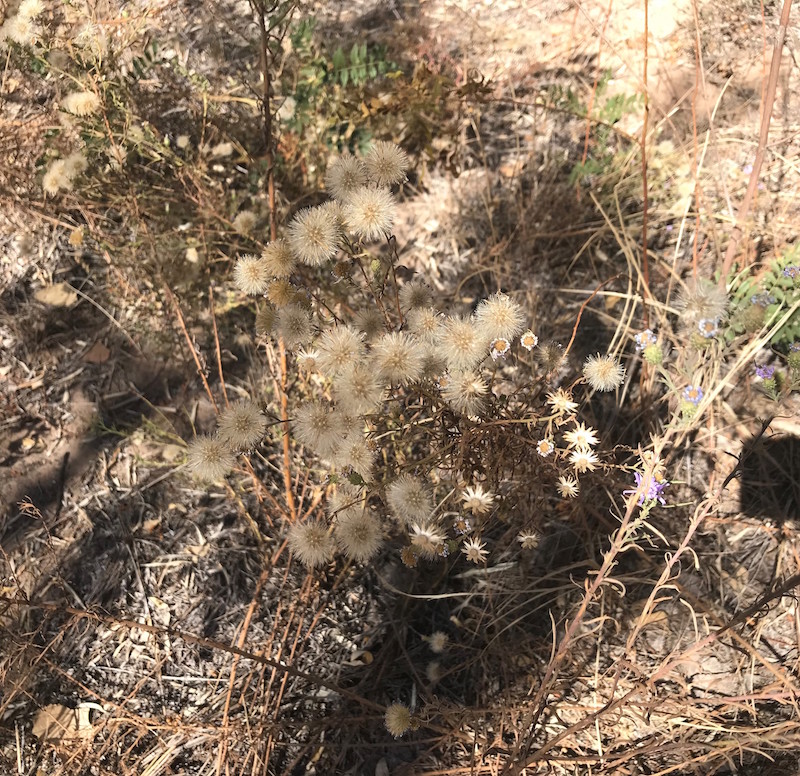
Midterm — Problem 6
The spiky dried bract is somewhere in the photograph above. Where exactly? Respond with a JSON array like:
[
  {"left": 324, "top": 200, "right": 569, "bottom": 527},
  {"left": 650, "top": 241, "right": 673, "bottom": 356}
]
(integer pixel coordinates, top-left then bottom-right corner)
[
  {"left": 517, "top": 531, "right": 540, "bottom": 550},
  {"left": 675, "top": 278, "right": 728, "bottom": 325},
  {"left": 187, "top": 435, "right": 236, "bottom": 481},
  {"left": 335, "top": 432, "right": 375, "bottom": 480},
  {"left": 474, "top": 293, "right": 526, "bottom": 341},
  {"left": 317, "top": 325, "right": 366, "bottom": 378},
  {"left": 399, "top": 279, "right": 434, "bottom": 311},
  {"left": 232, "top": 210, "right": 257, "bottom": 235},
  {"left": 234, "top": 254, "right": 271, "bottom": 295},
  {"left": 407, "top": 307, "right": 442, "bottom": 342},
  {"left": 442, "top": 316, "right": 487, "bottom": 371},
  {"left": 384, "top": 702, "right": 412, "bottom": 738},
  {"left": 410, "top": 521, "right": 445, "bottom": 558},
  {"left": 557, "top": 475, "right": 580, "bottom": 499},
  {"left": 353, "top": 307, "right": 386, "bottom": 340},
  {"left": 546, "top": 388, "right": 578, "bottom": 416},
  {"left": 325, "top": 153, "right": 368, "bottom": 201},
  {"left": 288, "top": 206, "right": 340, "bottom": 266},
  {"left": 266, "top": 278, "right": 296, "bottom": 308},
  {"left": 583, "top": 353, "right": 625, "bottom": 392},
  {"left": 563, "top": 422, "right": 599, "bottom": 450},
  {"left": 276, "top": 303, "right": 313, "bottom": 348},
  {"left": 461, "top": 484, "right": 494, "bottom": 515},
  {"left": 260, "top": 238, "right": 296, "bottom": 278},
  {"left": 293, "top": 402, "right": 345, "bottom": 458},
  {"left": 335, "top": 507, "right": 383, "bottom": 561},
  {"left": 295, "top": 347, "right": 319, "bottom": 372},
  {"left": 365, "top": 141, "right": 409, "bottom": 186},
  {"left": 288, "top": 519, "right": 334, "bottom": 569},
  {"left": 62, "top": 90, "right": 101, "bottom": 116},
  {"left": 442, "top": 370, "right": 488, "bottom": 415},
  {"left": 570, "top": 448, "right": 599, "bottom": 473},
  {"left": 217, "top": 400, "right": 267, "bottom": 450},
  {"left": 342, "top": 185, "right": 396, "bottom": 242},
  {"left": 42, "top": 160, "right": 73, "bottom": 195},
  {"left": 333, "top": 363, "right": 385, "bottom": 416},
  {"left": 372, "top": 332, "right": 425, "bottom": 384},
  {"left": 387, "top": 474, "right": 433, "bottom": 524}
]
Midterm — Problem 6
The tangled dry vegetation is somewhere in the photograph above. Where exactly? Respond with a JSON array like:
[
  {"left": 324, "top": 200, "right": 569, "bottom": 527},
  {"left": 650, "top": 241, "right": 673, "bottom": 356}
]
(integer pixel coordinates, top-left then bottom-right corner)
[{"left": 2, "top": 0, "right": 800, "bottom": 774}]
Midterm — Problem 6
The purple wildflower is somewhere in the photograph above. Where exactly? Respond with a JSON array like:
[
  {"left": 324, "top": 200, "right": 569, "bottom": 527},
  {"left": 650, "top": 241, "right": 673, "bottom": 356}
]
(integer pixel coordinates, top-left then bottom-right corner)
[
  {"left": 742, "top": 163, "right": 753, "bottom": 175},
  {"left": 754, "top": 363, "right": 775, "bottom": 380},
  {"left": 624, "top": 471, "right": 669, "bottom": 506},
  {"left": 784, "top": 265, "right": 799, "bottom": 280},
  {"left": 682, "top": 385, "right": 703, "bottom": 405},
  {"left": 791, "top": 343, "right": 800, "bottom": 353},
  {"left": 697, "top": 318, "right": 719, "bottom": 338},
  {"left": 634, "top": 329, "right": 657, "bottom": 352},
  {"left": 750, "top": 292, "right": 776, "bottom": 307}
]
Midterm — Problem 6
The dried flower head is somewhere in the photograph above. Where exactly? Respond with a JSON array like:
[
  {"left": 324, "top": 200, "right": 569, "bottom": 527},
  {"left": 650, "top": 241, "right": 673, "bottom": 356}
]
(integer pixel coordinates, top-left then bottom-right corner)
[
  {"left": 557, "top": 475, "right": 580, "bottom": 499},
  {"left": 384, "top": 702, "right": 412, "bottom": 738},
  {"left": 62, "top": 90, "right": 101, "bottom": 116},
  {"left": 276, "top": 303, "right": 313, "bottom": 347},
  {"left": 261, "top": 239, "right": 296, "bottom": 278},
  {"left": 342, "top": 185, "right": 396, "bottom": 242},
  {"left": 372, "top": 331, "right": 425, "bottom": 384},
  {"left": 288, "top": 206, "right": 340, "bottom": 266},
  {"left": 474, "top": 293, "right": 526, "bottom": 341},
  {"left": 583, "top": 353, "right": 625, "bottom": 392},
  {"left": 536, "top": 438, "right": 555, "bottom": 457},
  {"left": 217, "top": 400, "right": 267, "bottom": 450},
  {"left": 442, "top": 369, "right": 489, "bottom": 415},
  {"left": 386, "top": 474, "right": 433, "bottom": 524},
  {"left": 293, "top": 401, "right": 345, "bottom": 458},
  {"left": 63, "top": 152, "right": 88, "bottom": 178},
  {"left": 187, "top": 435, "right": 236, "bottom": 481},
  {"left": 234, "top": 254, "right": 271, "bottom": 295},
  {"left": 407, "top": 307, "right": 442, "bottom": 342},
  {"left": 442, "top": 316, "right": 487, "bottom": 371},
  {"left": 335, "top": 432, "right": 376, "bottom": 481},
  {"left": 232, "top": 210, "right": 257, "bottom": 235},
  {"left": 490, "top": 338, "right": 511, "bottom": 360},
  {"left": 288, "top": 519, "right": 334, "bottom": 569},
  {"left": 255, "top": 304, "right": 277, "bottom": 336},
  {"left": 461, "top": 484, "right": 494, "bottom": 515},
  {"left": 517, "top": 531, "right": 540, "bottom": 550},
  {"left": 333, "top": 363, "right": 385, "bottom": 416},
  {"left": 334, "top": 507, "right": 383, "bottom": 561},
  {"left": 546, "top": 388, "right": 578, "bottom": 416},
  {"left": 563, "top": 422, "right": 599, "bottom": 450},
  {"left": 410, "top": 522, "right": 445, "bottom": 557},
  {"left": 398, "top": 279, "right": 434, "bottom": 311},
  {"left": 295, "top": 347, "right": 319, "bottom": 372},
  {"left": 462, "top": 536, "right": 488, "bottom": 564},
  {"left": 325, "top": 153, "right": 368, "bottom": 200},
  {"left": 42, "top": 160, "right": 73, "bottom": 196},
  {"left": 570, "top": 448, "right": 599, "bottom": 473},
  {"left": 353, "top": 307, "right": 386, "bottom": 340},
  {"left": 266, "top": 278, "right": 296, "bottom": 308},
  {"left": 365, "top": 141, "right": 409, "bottom": 186},
  {"left": 317, "top": 325, "right": 366, "bottom": 377},
  {"left": 427, "top": 631, "right": 449, "bottom": 653}
]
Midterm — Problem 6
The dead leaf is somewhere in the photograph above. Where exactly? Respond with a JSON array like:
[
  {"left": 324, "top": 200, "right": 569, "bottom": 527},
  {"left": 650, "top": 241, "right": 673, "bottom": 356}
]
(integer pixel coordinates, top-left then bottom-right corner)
[
  {"left": 32, "top": 704, "right": 93, "bottom": 743},
  {"left": 34, "top": 283, "right": 78, "bottom": 307},
  {"left": 82, "top": 341, "right": 110, "bottom": 364}
]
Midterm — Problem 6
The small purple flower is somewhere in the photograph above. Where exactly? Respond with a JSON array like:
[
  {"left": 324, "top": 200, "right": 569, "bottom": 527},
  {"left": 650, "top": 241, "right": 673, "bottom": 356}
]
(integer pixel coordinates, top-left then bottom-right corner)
[
  {"left": 742, "top": 163, "right": 754, "bottom": 175},
  {"left": 666, "top": 223, "right": 674, "bottom": 232},
  {"left": 754, "top": 363, "right": 775, "bottom": 380},
  {"left": 624, "top": 471, "right": 669, "bottom": 506},
  {"left": 750, "top": 292, "right": 776, "bottom": 307},
  {"left": 697, "top": 318, "right": 719, "bottom": 338},
  {"left": 791, "top": 343, "right": 800, "bottom": 353},
  {"left": 634, "top": 329, "right": 657, "bottom": 352},
  {"left": 784, "top": 265, "right": 800, "bottom": 280},
  {"left": 682, "top": 385, "right": 703, "bottom": 405}
]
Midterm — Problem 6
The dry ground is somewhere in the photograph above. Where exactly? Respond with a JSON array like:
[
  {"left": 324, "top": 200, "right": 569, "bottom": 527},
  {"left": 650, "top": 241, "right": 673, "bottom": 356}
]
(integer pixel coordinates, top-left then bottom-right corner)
[{"left": 2, "top": 0, "right": 800, "bottom": 774}]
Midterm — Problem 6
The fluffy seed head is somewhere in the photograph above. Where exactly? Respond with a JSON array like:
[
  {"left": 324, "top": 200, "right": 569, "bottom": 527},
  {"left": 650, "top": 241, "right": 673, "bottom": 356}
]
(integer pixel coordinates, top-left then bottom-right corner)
[
  {"left": 386, "top": 474, "right": 433, "bottom": 525},
  {"left": 232, "top": 210, "right": 257, "bottom": 235},
  {"left": 295, "top": 347, "right": 320, "bottom": 372},
  {"left": 266, "top": 278, "right": 297, "bottom": 308},
  {"left": 334, "top": 432, "right": 376, "bottom": 481},
  {"left": 474, "top": 293, "right": 526, "bottom": 341},
  {"left": 1, "top": 14, "right": 38, "bottom": 45},
  {"left": 583, "top": 353, "right": 625, "bottom": 392},
  {"left": 260, "top": 238, "right": 296, "bottom": 278},
  {"left": 187, "top": 435, "right": 236, "bottom": 481},
  {"left": 334, "top": 507, "right": 383, "bottom": 561},
  {"left": 428, "top": 631, "right": 449, "bottom": 653},
  {"left": 276, "top": 303, "right": 313, "bottom": 348},
  {"left": 372, "top": 331, "right": 425, "bottom": 384},
  {"left": 234, "top": 254, "right": 271, "bottom": 295},
  {"left": 19, "top": 0, "right": 45, "bottom": 18},
  {"left": 442, "top": 369, "right": 488, "bottom": 415},
  {"left": 317, "top": 325, "right": 366, "bottom": 378},
  {"left": 42, "top": 160, "right": 73, "bottom": 196},
  {"left": 325, "top": 153, "right": 368, "bottom": 201},
  {"left": 399, "top": 279, "right": 434, "bottom": 311},
  {"left": 442, "top": 316, "right": 487, "bottom": 371},
  {"left": 365, "top": 141, "right": 409, "bottom": 186},
  {"left": 288, "top": 519, "right": 334, "bottom": 569},
  {"left": 217, "top": 400, "right": 267, "bottom": 450},
  {"left": 333, "top": 362, "right": 385, "bottom": 416},
  {"left": 675, "top": 278, "right": 728, "bottom": 325},
  {"left": 293, "top": 401, "right": 345, "bottom": 459},
  {"left": 255, "top": 304, "right": 277, "bottom": 336},
  {"left": 342, "top": 185, "right": 396, "bottom": 242},
  {"left": 407, "top": 307, "right": 442, "bottom": 342},
  {"left": 62, "top": 90, "right": 101, "bottom": 116},
  {"left": 352, "top": 307, "right": 386, "bottom": 340},
  {"left": 63, "top": 152, "right": 88, "bottom": 177},
  {"left": 288, "top": 206, "right": 340, "bottom": 266},
  {"left": 384, "top": 703, "right": 412, "bottom": 738}
]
